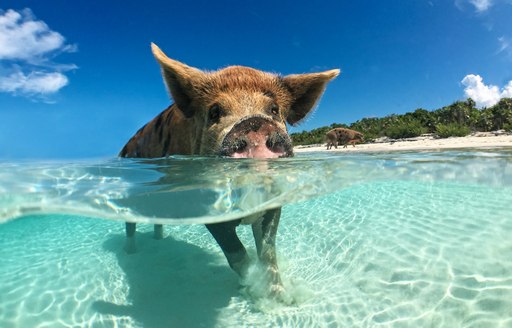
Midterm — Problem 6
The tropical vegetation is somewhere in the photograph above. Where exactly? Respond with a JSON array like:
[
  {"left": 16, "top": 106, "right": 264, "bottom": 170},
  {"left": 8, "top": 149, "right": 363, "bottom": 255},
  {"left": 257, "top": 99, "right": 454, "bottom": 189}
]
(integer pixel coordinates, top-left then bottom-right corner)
[{"left": 291, "top": 98, "right": 512, "bottom": 145}]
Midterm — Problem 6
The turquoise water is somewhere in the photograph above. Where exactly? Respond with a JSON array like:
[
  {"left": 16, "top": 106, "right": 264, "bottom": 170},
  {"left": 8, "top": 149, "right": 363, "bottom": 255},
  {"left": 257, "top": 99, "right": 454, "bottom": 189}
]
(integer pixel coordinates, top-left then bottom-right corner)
[{"left": 1, "top": 149, "right": 511, "bottom": 327}]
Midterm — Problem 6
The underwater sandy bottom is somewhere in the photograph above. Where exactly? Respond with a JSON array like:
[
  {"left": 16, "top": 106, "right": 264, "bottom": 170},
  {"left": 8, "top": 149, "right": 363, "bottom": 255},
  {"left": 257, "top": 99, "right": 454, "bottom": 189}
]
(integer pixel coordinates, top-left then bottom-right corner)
[{"left": 1, "top": 180, "right": 511, "bottom": 328}]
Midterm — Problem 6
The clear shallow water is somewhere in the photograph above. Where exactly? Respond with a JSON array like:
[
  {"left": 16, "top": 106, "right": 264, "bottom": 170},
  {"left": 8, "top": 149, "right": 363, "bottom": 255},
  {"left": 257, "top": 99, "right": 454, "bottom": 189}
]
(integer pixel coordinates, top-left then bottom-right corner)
[{"left": 0, "top": 149, "right": 511, "bottom": 327}]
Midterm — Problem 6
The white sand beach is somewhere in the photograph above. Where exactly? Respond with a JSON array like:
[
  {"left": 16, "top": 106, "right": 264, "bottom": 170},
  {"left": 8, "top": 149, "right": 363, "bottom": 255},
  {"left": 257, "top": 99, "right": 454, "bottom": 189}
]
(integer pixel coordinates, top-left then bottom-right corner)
[{"left": 294, "top": 132, "right": 512, "bottom": 153}]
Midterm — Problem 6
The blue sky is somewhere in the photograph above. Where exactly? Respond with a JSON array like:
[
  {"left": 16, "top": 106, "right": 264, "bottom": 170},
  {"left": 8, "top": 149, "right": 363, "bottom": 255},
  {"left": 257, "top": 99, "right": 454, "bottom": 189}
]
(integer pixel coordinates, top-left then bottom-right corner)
[{"left": 1, "top": 0, "right": 512, "bottom": 159}]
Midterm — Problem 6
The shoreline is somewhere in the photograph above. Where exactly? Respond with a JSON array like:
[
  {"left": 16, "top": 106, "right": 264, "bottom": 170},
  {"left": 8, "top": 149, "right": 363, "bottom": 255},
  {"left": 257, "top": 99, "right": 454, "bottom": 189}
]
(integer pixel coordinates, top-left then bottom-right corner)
[{"left": 294, "top": 132, "right": 512, "bottom": 153}]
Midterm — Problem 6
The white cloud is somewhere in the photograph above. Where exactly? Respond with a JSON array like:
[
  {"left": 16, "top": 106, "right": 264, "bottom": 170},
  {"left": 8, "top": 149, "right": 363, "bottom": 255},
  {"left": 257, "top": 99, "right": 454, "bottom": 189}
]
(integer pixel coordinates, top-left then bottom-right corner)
[
  {"left": 497, "top": 36, "right": 512, "bottom": 58},
  {"left": 498, "top": 36, "right": 509, "bottom": 51},
  {"left": 0, "top": 9, "right": 76, "bottom": 99},
  {"left": 461, "top": 74, "right": 512, "bottom": 107},
  {"left": 0, "top": 9, "right": 66, "bottom": 61},
  {"left": 0, "top": 70, "right": 68, "bottom": 94},
  {"left": 469, "top": 0, "right": 493, "bottom": 12},
  {"left": 502, "top": 81, "right": 512, "bottom": 98}
]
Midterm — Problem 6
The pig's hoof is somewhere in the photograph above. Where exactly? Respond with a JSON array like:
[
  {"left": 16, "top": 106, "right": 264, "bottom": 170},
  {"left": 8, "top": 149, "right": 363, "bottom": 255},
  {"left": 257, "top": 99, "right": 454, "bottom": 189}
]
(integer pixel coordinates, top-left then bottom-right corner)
[{"left": 270, "top": 284, "right": 295, "bottom": 305}]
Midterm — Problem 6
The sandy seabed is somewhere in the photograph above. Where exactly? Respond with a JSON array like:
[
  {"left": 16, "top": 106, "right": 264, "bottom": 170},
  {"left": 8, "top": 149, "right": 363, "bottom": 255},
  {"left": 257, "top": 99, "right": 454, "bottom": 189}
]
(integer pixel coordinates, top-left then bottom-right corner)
[{"left": 294, "top": 132, "right": 512, "bottom": 153}]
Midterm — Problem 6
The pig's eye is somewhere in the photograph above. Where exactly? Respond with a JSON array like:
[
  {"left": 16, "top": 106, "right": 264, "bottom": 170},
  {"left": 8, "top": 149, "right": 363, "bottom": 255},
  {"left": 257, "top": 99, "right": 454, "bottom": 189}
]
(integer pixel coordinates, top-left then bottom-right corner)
[
  {"left": 263, "top": 90, "right": 275, "bottom": 98},
  {"left": 208, "top": 104, "right": 223, "bottom": 124},
  {"left": 270, "top": 103, "right": 280, "bottom": 117}
]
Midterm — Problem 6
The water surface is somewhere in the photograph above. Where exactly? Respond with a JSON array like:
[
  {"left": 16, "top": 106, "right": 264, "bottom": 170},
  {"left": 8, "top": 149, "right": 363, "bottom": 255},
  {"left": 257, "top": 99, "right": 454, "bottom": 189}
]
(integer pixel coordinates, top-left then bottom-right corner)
[{"left": 1, "top": 149, "right": 511, "bottom": 327}]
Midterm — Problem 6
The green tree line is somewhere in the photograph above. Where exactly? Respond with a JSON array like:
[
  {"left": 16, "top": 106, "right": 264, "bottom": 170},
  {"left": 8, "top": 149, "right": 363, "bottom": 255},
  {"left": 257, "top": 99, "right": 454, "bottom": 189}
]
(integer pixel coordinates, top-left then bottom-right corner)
[{"left": 291, "top": 98, "right": 512, "bottom": 145}]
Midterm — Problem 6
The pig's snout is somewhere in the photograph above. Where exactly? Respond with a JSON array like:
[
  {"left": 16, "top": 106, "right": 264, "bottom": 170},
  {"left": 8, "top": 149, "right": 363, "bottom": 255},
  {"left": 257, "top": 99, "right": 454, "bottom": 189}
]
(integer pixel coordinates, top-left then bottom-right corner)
[{"left": 220, "top": 117, "right": 293, "bottom": 158}]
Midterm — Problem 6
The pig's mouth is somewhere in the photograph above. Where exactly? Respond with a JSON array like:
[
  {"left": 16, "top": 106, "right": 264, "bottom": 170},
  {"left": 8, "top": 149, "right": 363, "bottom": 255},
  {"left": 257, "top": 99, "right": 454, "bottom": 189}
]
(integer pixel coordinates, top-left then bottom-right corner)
[{"left": 219, "top": 117, "right": 293, "bottom": 158}]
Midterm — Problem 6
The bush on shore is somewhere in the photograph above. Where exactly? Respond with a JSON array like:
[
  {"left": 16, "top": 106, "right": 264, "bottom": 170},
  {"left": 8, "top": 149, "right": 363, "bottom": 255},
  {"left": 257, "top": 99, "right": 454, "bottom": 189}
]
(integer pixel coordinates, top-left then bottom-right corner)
[
  {"left": 385, "top": 121, "right": 427, "bottom": 139},
  {"left": 435, "top": 124, "right": 471, "bottom": 138},
  {"left": 291, "top": 98, "right": 512, "bottom": 145}
]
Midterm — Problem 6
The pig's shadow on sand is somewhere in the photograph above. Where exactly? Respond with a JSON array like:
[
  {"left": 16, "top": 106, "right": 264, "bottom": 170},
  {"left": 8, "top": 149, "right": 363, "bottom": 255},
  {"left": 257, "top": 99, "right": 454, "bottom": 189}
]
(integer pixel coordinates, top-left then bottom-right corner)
[{"left": 92, "top": 231, "right": 239, "bottom": 328}]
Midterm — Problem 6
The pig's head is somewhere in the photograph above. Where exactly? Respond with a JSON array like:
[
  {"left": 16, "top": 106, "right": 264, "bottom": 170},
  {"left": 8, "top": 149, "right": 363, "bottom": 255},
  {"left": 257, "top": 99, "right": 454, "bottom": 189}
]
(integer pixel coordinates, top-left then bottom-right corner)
[{"left": 151, "top": 43, "right": 339, "bottom": 158}]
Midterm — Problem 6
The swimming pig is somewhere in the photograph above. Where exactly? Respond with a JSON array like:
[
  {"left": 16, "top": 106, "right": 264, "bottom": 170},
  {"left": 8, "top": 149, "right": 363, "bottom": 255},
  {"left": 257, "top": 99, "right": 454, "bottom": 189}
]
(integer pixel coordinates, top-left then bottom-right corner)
[
  {"left": 120, "top": 43, "right": 339, "bottom": 301},
  {"left": 326, "top": 127, "right": 364, "bottom": 149}
]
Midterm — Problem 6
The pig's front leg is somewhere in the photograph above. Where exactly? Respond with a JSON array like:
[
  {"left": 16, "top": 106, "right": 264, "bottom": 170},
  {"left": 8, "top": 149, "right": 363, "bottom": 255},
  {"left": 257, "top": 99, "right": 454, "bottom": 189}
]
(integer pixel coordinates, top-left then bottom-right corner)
[
  {"left": 206, "top": 219, "right": 250, "bottom": 277},
  {"left": 124, "top": 222, "right": 137, "bottom": 254},
  {"left": 252, "top": 208, "right": 288, "bottom": 300}
]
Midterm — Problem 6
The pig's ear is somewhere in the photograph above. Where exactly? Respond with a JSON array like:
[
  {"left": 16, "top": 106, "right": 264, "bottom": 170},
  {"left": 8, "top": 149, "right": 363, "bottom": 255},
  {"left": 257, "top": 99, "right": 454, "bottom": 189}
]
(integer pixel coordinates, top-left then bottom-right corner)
[
  {"left": 151, "top": 43, "right": 206, "bottom": 118},
  {"left": 282, "top": 69, "right": 340, "bottom": 125}
]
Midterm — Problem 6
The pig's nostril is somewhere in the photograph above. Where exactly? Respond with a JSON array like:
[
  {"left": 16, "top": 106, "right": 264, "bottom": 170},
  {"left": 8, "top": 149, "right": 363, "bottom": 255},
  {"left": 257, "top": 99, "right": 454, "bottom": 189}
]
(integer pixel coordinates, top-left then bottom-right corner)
[
  {"left": 265, "top": 138, "right": 274, "bottom": 149},
  {"left": 266, "top": 134, "right": 285, "bottom": 152},
  {"left": 234, "top": 139, "right": 247, "bottom": 153}
]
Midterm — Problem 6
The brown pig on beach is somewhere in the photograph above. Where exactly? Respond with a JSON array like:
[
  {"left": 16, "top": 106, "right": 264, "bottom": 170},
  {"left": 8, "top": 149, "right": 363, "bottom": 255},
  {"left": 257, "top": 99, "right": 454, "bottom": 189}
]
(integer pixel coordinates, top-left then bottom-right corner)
[{"left": 326, "top": 127, "right": 364, "bottom": 149}]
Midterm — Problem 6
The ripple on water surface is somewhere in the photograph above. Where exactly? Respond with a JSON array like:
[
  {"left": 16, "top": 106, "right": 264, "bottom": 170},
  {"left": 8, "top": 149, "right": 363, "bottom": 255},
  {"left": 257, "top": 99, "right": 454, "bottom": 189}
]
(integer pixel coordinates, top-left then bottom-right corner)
[
  {"left": 1, "top": 150, "right": 512, "bottom": 327},
  {"left": 0, "top": 178, "right": 511, "bottom": 327}
]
